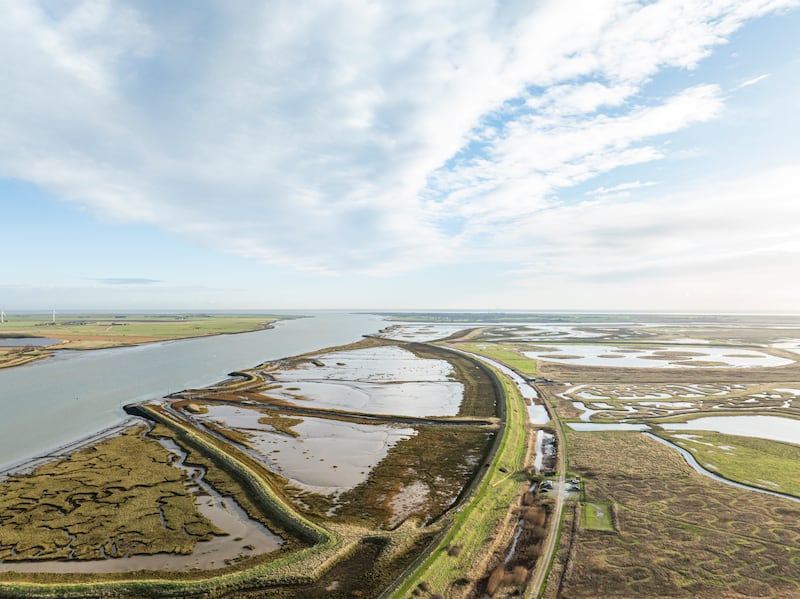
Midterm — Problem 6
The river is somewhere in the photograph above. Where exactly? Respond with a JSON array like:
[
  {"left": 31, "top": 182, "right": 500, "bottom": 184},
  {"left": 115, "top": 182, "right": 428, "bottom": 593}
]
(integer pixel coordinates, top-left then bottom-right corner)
[{"left": 0, "top": 312, "right": 384, "bottom": 470}]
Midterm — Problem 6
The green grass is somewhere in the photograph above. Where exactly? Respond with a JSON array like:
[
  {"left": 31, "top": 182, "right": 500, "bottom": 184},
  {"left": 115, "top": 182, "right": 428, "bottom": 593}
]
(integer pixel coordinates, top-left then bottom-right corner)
[
  {"left": 455, "top": 342, "right": 538, "bottom": 376},
  {"left": 0, "top": 314, "right": 282, "bottom": 349},
  {"left": 388, "top": 361, "right": 530, "bottom": 597},
  {"left": 581, "top": 502, "right": 614, "bottom": 532},
  {"left": 658, "top": 430, "right": 800, "bottom": 498}
]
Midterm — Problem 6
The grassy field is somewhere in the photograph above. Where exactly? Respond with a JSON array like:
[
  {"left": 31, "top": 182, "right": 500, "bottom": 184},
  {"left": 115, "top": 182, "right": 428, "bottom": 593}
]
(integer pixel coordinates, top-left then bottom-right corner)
[
  {"left": 454, "top": 342, "right": 538, "bottom": 376},
  {"left": 0, "top": 314, "right": 281, "bottom": 357},
  {"left": 581, "top": 502, "right": 614, "bottom": 532},
  {"left": 658, "top": 431, "right": 800, "bottom": 498},
  {"left": 545, "top": 430, "right": 800, "bottom": 598}
]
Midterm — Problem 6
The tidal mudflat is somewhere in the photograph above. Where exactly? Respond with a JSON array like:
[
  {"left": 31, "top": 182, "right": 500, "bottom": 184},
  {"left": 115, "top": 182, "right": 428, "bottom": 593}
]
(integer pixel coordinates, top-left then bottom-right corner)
[
  {"left": 192, "top": 403, "right": 417, "bottom": 494},
  {"left": 264, "top": 345, "right": 464, "bottom": 417},
  {"left": 0, "top": 332, "right": 502, "bottom": 599}
]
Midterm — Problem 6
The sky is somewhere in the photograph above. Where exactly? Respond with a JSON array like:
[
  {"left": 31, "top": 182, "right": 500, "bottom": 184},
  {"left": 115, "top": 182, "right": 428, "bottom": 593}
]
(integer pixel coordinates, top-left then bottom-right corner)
[{"left": 1, "top": 0, "right": 799, "bottom": 312}]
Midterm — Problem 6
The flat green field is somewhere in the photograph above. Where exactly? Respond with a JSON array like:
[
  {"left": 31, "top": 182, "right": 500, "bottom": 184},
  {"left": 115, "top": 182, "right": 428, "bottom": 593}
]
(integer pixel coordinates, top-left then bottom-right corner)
[
  {"left": 581, "top": 502, "right": 614, "bottom": 532},
  {"left": 0, "top": 314, "right": 283, "bottom": 367},
  {"left": 658, "top": 431, "right": 800, "bottom": 498},
  {"left": 455, "top": 342, "right": 538, "bottom": 376}
]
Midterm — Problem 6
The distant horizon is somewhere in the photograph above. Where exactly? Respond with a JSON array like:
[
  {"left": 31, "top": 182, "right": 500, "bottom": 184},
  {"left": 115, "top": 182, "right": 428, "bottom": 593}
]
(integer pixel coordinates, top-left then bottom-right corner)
[{"left": 2, "top": 308, "right": 800, "bottom": 317}]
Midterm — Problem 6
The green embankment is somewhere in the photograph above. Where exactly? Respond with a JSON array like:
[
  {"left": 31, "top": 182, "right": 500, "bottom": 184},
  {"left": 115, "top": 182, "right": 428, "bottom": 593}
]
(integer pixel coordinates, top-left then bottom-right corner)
[
  {"left": 456, "top": 342, "right": 538, "bottom": 376},
  {"left": 389, "top": 361, "right": 529, "bottom": 597}
]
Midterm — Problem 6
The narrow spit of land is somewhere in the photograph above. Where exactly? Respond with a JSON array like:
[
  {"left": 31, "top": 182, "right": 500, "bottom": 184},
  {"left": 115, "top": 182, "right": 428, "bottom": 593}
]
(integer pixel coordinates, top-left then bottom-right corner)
[{"left": 0, "top": 314, "right": 284, "bottom": 369}]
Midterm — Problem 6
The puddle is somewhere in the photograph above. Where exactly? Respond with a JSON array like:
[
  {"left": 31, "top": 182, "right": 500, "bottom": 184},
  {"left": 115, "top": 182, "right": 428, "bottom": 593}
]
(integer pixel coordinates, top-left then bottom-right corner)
[
  {"left": 572, "top": 401, "right": 603, "bottom": 422},
  {"left": 533, "top": 430, "right": 556, "bottom": 473},
  {"left": 527, "top": 404, "right": 550, "bottom": 425},
  {"left": 388, "top": 480, "right": 429, "bottom": 527}
]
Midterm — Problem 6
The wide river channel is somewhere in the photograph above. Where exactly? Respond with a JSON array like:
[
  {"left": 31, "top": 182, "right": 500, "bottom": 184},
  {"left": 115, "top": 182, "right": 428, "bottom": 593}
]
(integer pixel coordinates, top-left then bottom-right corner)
[{"left": 0, "top": 312, "right": 384, "bottom": 470}]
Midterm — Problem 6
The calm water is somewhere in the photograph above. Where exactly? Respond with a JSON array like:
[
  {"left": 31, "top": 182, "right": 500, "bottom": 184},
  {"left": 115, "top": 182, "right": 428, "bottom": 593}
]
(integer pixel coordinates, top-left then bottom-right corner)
[
  {"left": 0, "top": 337, "right": 60, "bottom": 347},
  {"left": 661, "top": 415, "right": 800, "bottom": 445},
  {"left": 0, "top": 312, "right": 384, "bottom": 470}
]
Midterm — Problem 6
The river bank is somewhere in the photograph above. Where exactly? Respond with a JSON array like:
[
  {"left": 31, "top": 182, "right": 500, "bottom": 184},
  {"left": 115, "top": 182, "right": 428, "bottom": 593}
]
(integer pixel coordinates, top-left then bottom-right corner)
[
  {"left": 0, "top": 314, "right": 289, "bottom": 370},
  {"left": 0, "top": 312, "right": 385, "bottom": 471}
]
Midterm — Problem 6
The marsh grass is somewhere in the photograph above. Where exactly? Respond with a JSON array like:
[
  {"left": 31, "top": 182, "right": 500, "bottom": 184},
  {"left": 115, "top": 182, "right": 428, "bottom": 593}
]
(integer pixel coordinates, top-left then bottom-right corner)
[
  {"left": 658, "top": 431, "right": 800, "bottom": 497},
  {"left": 330, "top": 426, "right": 493, "bottom": 528},
  {"left": 558, "top": 430, "right": 800, "bottom": 597},
  {"left": 452, "top": 342, "right": 539, "bottom": 377},
  {"left": 0, "top": 426, "right": 221, "bottom": 562}
]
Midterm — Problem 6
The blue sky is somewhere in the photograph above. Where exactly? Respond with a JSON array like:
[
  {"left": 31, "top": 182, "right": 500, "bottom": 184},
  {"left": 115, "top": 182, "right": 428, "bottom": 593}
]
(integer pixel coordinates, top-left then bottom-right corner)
[{"left": 1, "top": 1, "right": 799, "bottom": 312}]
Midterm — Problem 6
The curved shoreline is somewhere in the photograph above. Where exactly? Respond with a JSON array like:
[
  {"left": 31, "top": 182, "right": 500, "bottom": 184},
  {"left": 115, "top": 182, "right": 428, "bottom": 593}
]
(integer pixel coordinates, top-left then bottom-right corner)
[
  {"left": 645, "top": 432, "right": 800, "bottom": 504},
  {"left": 0, "top": 318, "right": 283, "bottom": 371}
]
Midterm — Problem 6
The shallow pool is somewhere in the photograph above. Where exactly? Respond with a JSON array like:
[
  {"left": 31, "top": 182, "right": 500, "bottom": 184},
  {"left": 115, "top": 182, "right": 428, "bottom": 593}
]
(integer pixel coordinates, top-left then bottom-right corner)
[{"left": 661, "top": 415, "right": 800, "bottom": 446}]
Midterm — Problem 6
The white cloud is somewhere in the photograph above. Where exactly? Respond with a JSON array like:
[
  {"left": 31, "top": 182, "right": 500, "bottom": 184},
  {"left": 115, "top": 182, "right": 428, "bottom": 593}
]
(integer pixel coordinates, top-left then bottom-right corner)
[
  {"left": 508, "top": 165, "right": 800, "bottom": 286},
  {"left": 0, "top": 0, "right": 797, "bottom": 278},
  {"left": 589, "top": 181, "right": 659, "bottom": 196},
  {"left": 736, "top": 73, "right": 771, "bottom": 88}
]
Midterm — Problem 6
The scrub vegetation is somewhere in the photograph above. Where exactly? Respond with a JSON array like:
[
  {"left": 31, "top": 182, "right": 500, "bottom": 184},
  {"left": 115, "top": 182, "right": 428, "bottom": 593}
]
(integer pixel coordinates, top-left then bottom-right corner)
[{"left": 545, "top": 431, "right": 800, "bottom": 598}]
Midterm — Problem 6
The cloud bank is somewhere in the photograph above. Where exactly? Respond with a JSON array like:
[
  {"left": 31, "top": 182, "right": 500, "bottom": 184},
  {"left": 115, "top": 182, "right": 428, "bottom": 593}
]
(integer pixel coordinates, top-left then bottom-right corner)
[{"left": 1, "top": 0, "right": 798, "bottom": 282}]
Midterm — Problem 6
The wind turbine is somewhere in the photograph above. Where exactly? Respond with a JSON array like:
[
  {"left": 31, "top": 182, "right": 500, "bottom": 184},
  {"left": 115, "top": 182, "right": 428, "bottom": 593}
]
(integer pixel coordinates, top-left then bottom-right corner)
[{"left": 0, "top": 311, "right": 5, "bottom": 323}]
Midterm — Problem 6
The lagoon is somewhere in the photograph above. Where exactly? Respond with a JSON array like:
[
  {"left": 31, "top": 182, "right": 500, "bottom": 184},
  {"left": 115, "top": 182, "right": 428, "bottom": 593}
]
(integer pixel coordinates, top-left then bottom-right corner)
[{"left": 661, "top": 415, "right": 800, "bottom": 446}]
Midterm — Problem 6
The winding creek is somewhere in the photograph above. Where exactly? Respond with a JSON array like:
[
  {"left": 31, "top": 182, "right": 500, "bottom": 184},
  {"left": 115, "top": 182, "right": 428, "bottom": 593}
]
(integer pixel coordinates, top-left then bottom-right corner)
[{"left": 646, "top": 433, "right": 800, "bottom": 504}]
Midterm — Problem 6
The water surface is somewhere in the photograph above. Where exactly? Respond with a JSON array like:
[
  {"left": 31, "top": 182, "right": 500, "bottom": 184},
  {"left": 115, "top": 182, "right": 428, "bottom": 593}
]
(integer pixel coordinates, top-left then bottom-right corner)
[
  {"left": 661, "top": 415, "right": 800, "bottom": 445},
  {"left": 0, "top": 313, "right": 384, "bottom": 470}
]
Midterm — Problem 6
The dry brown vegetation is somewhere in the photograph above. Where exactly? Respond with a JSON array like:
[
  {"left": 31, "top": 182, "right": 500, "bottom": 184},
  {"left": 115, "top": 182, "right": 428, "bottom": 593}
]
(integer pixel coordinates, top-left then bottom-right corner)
[{"left": 547, "top": 430, "right": 800, "bottom": 598}]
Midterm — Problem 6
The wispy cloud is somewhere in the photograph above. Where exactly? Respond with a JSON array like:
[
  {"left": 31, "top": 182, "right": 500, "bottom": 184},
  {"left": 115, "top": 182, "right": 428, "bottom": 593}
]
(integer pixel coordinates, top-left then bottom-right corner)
[
  {"left": 0, "top": 0, "right": 796, "bottom": 277},
  {"left": 588, "top": 181, "right": 659, "bottom": 196},
  {"left": 736, "top": 73, "right": 771, "bottom": 88},
  {"left": 92, "top": 278, "right": 162, "bottom": 285}
]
